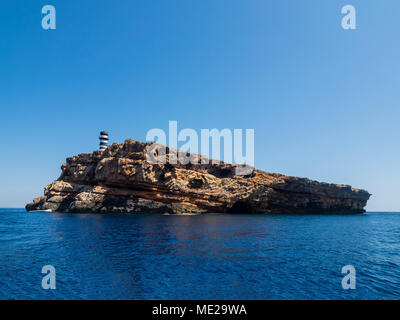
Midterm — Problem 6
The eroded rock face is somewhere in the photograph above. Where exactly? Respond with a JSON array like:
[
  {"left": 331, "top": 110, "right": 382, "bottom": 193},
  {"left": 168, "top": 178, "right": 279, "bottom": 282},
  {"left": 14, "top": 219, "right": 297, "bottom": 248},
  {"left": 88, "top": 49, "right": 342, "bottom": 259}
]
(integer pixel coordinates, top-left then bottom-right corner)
[{"left": 26, "top": 139, "right": 371, "bottom": 214}]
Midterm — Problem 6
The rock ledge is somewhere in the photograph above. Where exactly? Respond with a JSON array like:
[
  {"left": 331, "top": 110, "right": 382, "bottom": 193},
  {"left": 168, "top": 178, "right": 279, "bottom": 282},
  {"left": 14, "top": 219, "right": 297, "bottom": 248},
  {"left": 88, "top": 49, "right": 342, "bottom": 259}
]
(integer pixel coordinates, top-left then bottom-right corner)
[{"left": 26, "top": 139, "right": 371, "bottom": 214}]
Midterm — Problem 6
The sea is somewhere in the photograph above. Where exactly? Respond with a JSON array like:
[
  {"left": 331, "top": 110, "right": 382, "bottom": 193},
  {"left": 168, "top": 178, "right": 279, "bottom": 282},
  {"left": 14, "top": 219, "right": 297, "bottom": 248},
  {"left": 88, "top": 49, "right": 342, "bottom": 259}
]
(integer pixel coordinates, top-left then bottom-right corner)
[{"left": 0, "top": 208, "right": 399, "bottom": 300}]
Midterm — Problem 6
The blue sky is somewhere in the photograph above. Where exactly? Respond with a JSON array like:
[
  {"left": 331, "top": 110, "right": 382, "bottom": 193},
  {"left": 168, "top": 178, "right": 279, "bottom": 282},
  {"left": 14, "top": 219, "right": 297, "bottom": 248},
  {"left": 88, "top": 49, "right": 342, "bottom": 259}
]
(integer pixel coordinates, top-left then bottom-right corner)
[{"left": 0, "top": 0, "right": 399, "bottom": 210}]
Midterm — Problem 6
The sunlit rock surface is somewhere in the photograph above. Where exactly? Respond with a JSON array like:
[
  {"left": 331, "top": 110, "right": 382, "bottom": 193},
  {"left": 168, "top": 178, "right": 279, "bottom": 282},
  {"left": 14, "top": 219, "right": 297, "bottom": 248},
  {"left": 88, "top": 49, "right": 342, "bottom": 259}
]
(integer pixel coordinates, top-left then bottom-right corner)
[{"left": 26, "top": 139, "right": 371, "bottom": 214}]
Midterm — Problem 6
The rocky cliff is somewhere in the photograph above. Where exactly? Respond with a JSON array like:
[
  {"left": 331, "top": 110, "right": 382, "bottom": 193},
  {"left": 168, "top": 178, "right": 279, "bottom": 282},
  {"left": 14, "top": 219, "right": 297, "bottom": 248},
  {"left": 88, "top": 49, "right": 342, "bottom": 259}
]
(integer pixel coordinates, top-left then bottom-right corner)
[{"left": 26, "top": 139, "right": 371, "bottom": 214}]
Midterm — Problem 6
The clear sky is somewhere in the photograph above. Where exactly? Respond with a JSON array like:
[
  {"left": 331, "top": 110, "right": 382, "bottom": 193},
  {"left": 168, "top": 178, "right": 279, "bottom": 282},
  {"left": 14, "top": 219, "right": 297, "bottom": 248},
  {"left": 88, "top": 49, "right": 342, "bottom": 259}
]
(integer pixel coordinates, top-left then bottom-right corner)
[{"left": 0, "top": 0, "right": 399, "bottom": 211}]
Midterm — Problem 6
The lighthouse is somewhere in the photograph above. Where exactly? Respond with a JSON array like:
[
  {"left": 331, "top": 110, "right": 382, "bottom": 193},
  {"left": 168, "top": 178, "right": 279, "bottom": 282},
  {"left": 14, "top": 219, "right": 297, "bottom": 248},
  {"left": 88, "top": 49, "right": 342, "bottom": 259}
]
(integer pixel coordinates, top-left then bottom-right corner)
[{"left": 99, "top": 131, "right": 109, "bottom": 151}]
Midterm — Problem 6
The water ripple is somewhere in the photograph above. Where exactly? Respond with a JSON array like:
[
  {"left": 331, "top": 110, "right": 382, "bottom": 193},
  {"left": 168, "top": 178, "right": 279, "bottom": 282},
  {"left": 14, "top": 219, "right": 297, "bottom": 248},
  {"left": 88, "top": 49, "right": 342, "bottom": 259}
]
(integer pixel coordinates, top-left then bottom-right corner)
[{"left": 0, "top": 209, "right": 399, "bottom": 299}]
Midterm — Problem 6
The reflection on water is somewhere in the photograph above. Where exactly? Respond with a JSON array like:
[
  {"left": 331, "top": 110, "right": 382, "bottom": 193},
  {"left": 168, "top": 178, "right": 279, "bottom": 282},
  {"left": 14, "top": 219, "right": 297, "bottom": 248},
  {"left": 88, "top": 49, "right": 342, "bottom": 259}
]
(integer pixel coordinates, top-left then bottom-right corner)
[{"left": 0, "top": 209, "right": 399, "bottom": 299}]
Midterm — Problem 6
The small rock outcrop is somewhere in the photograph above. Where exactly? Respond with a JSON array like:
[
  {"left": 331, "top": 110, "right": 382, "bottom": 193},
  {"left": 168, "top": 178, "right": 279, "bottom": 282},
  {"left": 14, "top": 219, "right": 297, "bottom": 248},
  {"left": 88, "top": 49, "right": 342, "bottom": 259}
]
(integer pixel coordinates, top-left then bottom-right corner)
[{"left": 26, "top": 139, "right": 371, "bottom": 214}]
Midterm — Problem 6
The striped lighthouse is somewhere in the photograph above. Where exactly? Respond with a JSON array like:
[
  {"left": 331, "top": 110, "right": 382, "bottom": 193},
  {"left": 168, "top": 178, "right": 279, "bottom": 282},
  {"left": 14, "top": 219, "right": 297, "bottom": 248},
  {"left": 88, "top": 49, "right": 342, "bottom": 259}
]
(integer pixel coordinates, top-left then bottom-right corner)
[{"left": 99, "top": 131, "right": 109, "bottom": 151}]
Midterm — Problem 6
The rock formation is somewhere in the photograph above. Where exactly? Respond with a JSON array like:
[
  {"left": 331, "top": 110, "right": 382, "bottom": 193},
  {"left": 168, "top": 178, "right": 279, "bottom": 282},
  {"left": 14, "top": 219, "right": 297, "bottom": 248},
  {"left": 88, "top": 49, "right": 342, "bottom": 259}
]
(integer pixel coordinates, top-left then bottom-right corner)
[{"left": 26, "top": 139, "right": 371, "bottom": 214}]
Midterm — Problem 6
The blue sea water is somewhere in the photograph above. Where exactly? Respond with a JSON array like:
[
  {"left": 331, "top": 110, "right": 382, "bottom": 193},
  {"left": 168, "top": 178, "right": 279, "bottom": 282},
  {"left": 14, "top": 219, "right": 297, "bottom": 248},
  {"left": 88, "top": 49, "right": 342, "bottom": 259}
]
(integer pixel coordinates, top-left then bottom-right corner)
[{"left": 0, "top": 208, "right": 399, "bottom": 300}]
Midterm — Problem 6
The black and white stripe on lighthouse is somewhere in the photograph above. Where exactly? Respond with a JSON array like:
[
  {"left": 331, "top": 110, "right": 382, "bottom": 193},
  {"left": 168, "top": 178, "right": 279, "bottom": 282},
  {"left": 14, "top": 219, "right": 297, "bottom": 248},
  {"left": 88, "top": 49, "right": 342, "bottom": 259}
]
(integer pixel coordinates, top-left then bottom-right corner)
[{"left": 99, "top": 131, "right": 109, "bottom": 151}]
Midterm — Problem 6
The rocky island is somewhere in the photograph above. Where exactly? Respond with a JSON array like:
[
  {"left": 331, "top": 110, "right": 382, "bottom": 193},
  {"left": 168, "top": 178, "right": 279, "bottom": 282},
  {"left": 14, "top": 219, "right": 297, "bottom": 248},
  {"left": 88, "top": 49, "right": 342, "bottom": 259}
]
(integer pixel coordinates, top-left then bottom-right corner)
[{"left": 26, "top": 139, "right": 370, "bottom": 214}]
